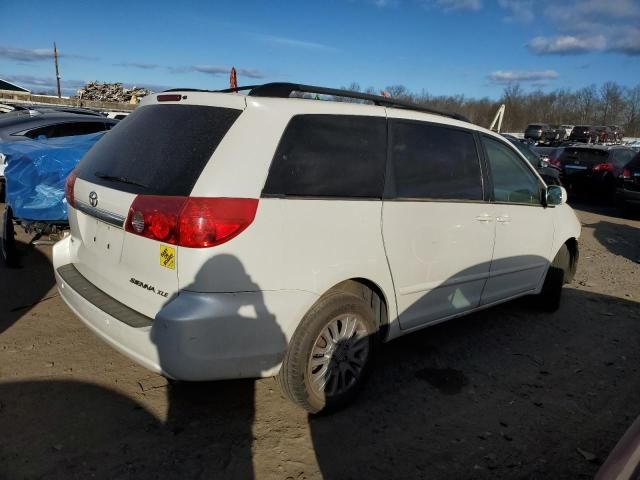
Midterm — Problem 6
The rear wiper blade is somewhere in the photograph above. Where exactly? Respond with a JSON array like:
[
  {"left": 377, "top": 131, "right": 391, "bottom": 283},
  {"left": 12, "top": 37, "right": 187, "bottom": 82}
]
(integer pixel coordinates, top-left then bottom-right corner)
[{"left": 94, "top": 172, "right": 148, "bottom": 188}]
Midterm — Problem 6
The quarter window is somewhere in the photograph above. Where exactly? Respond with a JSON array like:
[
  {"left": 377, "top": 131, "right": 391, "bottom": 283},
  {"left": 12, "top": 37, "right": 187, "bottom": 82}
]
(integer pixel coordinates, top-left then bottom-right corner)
[
  {"left": 483, "top": 136, "right": 542, "bottom": 205},
  {"left": 389, "top": 121, "right": 483, "bottom": 201},
  {"left": 25, "top": 121, "right": 108, "bottom": 139},
  {"left": 263, "top": 115, "right": 387, "bottom": 198}
]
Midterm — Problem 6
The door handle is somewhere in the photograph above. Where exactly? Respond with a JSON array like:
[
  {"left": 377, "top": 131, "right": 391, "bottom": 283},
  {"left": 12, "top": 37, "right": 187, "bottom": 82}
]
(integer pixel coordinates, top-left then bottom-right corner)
[
  {"left": 496, "top": 215, "right": 512, "bottom": 224},
  {"left": 475, "top": 214, "right": 493, "bottom": 223}
]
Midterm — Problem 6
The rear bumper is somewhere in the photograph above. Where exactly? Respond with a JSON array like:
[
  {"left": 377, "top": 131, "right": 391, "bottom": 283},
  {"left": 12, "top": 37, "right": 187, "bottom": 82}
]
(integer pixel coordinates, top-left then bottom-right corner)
[{"left": 53, "top": 237, "right": 316, "bottom": 381}]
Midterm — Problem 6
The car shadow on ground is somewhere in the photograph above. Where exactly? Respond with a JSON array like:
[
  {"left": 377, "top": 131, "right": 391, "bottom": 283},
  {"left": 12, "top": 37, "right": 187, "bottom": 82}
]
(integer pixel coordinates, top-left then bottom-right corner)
[
  {"left": 0, "top": 237, "right": 56, "bottom": 335},
  {"left": 1, "top": 286, "right": 639, "bottom": 479},
  {"left": 570, "top": 199, "right": 640, "bottom": 221},
  {"left": 582, "top": 220, "right": 640, "bottom": 264}
]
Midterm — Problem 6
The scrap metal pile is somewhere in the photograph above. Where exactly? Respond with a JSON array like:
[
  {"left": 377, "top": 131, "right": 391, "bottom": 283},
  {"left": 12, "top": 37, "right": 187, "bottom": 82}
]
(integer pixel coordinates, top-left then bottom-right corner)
[{"left": 75, "top": 81, "right": 151, "bottom": 103}]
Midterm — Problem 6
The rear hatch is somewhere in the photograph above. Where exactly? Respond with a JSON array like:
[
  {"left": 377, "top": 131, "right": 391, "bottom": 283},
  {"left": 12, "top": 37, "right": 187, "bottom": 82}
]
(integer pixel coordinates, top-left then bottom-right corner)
[
  {"left": 68, "top": 97, "right": 244, "bottom": 318},
  {"left": 559, "top": 147, "right": 609, "bottom": 178}
]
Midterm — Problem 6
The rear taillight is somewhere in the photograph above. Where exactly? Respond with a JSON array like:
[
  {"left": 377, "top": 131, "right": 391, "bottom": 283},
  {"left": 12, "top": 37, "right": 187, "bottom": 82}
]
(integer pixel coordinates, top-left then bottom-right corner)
[
  {"left": 621, "top": 168, "right": 632, "bottom": 179},
  {"left": 65, "top": 170, "right": 78, "bottom": 208},
  {"left": 593, "top": 162, "right": 614, "bottom": 173},
  {"left": 124, "top": 196, "right": 258, "bottom": 248},
  {"left": 549, "top": 158, "right": 561, "bottom": 167}
]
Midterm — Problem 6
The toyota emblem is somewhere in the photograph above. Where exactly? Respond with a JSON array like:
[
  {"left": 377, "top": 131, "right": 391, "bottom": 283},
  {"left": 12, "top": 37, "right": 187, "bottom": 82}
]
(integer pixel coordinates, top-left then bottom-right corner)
[{"left": 89, "top": 191, "right": 98, "bottom": 208}]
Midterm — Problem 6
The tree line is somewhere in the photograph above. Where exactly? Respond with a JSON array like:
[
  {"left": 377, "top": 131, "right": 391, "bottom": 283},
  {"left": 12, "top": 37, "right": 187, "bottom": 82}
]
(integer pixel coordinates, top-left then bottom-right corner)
[{"left": 328, "top": 81, "right": 640, "bottom": 137}]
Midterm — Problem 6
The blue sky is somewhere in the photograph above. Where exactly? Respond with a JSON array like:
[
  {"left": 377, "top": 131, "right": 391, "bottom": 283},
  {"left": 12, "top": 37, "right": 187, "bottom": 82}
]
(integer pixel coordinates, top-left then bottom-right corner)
[{"left": 1, "top": 0, "right": 639, "bottom": 98}]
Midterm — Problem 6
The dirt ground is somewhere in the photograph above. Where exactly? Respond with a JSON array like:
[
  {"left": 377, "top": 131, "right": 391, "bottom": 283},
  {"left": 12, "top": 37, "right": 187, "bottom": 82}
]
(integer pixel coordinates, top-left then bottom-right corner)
[{"left": 1, "top": 203, "right": 639, "bottom": 480}]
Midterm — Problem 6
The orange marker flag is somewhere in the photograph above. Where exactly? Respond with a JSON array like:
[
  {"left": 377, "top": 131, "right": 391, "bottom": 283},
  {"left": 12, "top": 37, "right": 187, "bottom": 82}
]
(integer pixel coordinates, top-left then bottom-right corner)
[{"left": 230, "top": 67, "right": 238, "bottom": 91}]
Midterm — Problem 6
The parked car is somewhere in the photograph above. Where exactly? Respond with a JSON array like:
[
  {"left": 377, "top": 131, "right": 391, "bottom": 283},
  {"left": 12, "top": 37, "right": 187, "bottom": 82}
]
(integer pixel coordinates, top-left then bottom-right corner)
[
  {"left": 0, "top": 110, "right": 117, "bottom": 202},
  {"left": 0, "top": 110, "right": 118, "bottom": 142},
  {"left": 541, "top": 125, "right": 566, "bottom": 145},
  {"left": 103, "top": 111, "right": 131, "bottom": 120},
  {"left": 568, "top": 125, "right": 599, "bottom": 144},
  {"left": 616, "top": 151, "right": 640, "bottom": 212},
  {"left": 0, "top": 132, "right": 105, "bottom": 265},
  {"left": 534, "top": 146, "right": 565, "bottom": 167},
  {"left": 609, "top": 125, "right": 624, "bottom": 144},
  {"left": 559, "top": 145, "right": 636, "bottom": 198},
  {"left": 0, "top": 103, "right": 103, "bottom": 117},
  {"left": 559, "top": 125, "right": 574, "bottom": 138},
  {"left": 54, "top": 82, "right": 581, "bottom": 413},
  {"left": 502, "top": 134, "right": 562, "bottom": 185},
  {"left": 594, "top": 126, "right": 616, "bottom": 144},
  {"left": 524, "top": 123, "right": 555, "bottom": 143}
]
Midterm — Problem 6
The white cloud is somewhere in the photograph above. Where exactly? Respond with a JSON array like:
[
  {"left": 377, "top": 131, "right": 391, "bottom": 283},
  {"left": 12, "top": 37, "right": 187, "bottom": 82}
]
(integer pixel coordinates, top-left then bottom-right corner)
[
  {"left": 433, "top": 0, "right": 481, "bottom": 10},
  {"left": 498, "top": 0, "right": 534, "bottom": 23},
  {"left": 488, "top": 69, "right": 559, "bottom": 84},
  {"left": 0, "top": 46, "right": 96, "bottom": 62},
  {"left": 255, "top": 34, "right": 335, "bottom": 51},
  {"left": 528, "top": 35, "right": 606, "bottom": 55},
  {"left": 168, "top": 65, "right": 266, "bottom": 79}
]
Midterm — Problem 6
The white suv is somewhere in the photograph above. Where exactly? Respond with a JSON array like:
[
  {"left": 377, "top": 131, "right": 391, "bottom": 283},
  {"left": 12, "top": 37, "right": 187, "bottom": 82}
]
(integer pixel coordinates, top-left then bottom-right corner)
[{"left": 54, "top": 83, "right": 581, "bottom": 413}]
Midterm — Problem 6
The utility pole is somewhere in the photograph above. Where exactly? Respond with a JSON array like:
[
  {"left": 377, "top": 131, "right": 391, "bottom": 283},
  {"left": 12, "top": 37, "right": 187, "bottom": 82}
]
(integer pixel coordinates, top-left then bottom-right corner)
[{"left": 54, "top": 42, "right": 61, "bottom": 98}]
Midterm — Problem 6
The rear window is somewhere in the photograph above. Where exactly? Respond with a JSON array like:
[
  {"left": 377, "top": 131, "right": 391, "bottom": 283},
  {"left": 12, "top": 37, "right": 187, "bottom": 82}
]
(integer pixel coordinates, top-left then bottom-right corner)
[
  {"left": 560, "top": 148, "right": 608, "bottom": 165},
  {"left": 263, "top": 114, "right": 386, "bottom": 198},
  {"left": 75, "top": 104, "right": 241, "bottom": 195}
]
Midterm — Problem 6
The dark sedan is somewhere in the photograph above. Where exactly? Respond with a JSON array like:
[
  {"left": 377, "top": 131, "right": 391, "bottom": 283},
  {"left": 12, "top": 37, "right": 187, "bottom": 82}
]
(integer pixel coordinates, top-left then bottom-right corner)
[
  {"left": 0, "top": 110, "right": 118, "bottom": 142},
  {"left": 616, "top": 151, "right": 640, "bottom": 212},
  {"left": 559, "top": 145, "right": 636, "bottom": 198},
  {"left": 568, "top": 125, "right": 599, "bottom": 144},
  {"left": 524, "top": 123, "right": 555, "bottom": 143}
]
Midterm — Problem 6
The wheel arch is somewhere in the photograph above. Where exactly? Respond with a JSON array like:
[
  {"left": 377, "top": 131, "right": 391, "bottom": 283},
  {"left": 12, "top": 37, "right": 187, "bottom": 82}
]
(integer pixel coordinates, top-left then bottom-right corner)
[
  {"left": 327, "top": 278, "right": 390, "bottom": 340},
  {"left": 564, "top": 237, "right": 579, "bottom": 282}
]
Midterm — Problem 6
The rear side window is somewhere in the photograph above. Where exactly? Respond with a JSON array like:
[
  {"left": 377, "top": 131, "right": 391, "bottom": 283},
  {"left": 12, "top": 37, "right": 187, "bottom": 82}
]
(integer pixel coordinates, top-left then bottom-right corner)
[
  {"left": 76, "top": 105, "right": 241, "bottom": 196},
  {"left": 263, "top": 115, "right": 386, "bottom": 198},
  {"left": 389, "top": 121, "right": 483, "bottom": 201},
  {"left": 25, "top": 121, "right": 107, "bottom": 139}
]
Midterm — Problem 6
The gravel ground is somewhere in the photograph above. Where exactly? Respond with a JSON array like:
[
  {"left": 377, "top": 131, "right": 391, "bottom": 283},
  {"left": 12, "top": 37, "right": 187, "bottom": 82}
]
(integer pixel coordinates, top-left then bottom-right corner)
[{"left": 0, "top": 203, "right": 639, "bottom": 480}]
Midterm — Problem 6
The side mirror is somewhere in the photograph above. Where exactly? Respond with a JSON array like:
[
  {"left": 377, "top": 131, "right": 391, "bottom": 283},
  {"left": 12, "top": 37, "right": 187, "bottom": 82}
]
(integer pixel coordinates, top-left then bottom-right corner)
[{"left": 546, "top": 185, "right": 567, "bottom": 206}]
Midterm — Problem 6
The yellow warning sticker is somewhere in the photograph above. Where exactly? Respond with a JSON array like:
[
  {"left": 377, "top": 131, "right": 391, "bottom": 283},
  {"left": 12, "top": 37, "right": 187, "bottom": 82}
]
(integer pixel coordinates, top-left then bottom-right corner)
[{"left": 159, "top": 245, "right": 175, "bottom": 270}]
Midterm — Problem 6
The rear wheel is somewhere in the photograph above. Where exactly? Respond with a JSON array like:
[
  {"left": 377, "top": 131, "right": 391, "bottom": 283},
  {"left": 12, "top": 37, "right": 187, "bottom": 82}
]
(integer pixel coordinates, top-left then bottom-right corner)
[
  {"left": 537, "top": 244, "right": 570, "bottom": 312},
  {"left": 0, "top": 205, "right": 17, "bottom": 267},
  {"left": 277, "top": 290, "right": 379, "bottom": 414}
]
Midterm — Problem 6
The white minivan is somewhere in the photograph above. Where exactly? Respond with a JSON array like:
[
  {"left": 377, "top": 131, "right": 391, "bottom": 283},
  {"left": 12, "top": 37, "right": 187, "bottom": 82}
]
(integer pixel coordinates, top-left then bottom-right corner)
[{"left": 54, "top": 83, "right": 580, "bottom": 413}]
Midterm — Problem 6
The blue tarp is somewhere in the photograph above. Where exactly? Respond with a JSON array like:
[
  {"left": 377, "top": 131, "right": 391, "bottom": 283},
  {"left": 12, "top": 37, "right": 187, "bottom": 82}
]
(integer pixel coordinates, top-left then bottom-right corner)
[{"left": 1, "top": 132, "right": 104, "bottom": 221}]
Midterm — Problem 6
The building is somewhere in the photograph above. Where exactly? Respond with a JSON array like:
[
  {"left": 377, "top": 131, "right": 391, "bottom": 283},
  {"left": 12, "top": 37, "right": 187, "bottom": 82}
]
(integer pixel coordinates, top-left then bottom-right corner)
[{"left": 0, "top": 78, "right": 31, "bottom": 102}]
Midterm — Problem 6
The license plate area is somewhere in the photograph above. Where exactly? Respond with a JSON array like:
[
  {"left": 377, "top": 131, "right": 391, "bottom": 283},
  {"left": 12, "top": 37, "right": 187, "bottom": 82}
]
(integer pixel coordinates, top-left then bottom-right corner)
[{"left": 86, "top": 219, "right": 125, "bottom": 263}]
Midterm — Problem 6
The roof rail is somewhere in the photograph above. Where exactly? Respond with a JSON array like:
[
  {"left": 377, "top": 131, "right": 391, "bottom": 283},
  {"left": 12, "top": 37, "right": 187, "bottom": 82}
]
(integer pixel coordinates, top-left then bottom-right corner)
[
  {"left": 251, "top": 83, "right": 469, "bottom": 122},
  {"left": 210, "top": 82, "right": 467, "bottom": 122}
]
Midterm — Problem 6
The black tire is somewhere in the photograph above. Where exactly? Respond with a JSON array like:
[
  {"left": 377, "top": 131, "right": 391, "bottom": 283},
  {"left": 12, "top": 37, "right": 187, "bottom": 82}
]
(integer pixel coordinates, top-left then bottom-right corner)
[
  {"left": 538, "top": 244, "right": 570, "bottom": 312},
  {"left": 0, "top": 205, "right": 17, "bottom": 267},
  {"left": 277, "top": 289, "right": 379, "bottom": 414}
]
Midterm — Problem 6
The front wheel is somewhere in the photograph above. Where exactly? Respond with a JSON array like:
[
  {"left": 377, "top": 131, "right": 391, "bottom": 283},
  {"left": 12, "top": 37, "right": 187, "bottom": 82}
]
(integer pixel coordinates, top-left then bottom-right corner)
[
  {"left": 277, "top": 290, "right": 379, "bottom": 414},
  {"left": 537, "top": 244, "right": 570, "bottom": 312}
]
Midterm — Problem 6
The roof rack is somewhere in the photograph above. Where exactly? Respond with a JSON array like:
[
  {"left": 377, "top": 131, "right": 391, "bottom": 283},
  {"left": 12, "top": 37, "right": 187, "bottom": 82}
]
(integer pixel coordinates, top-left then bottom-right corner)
[{"left": 213, "top": 82, "right": 467, "bottom": 122}]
